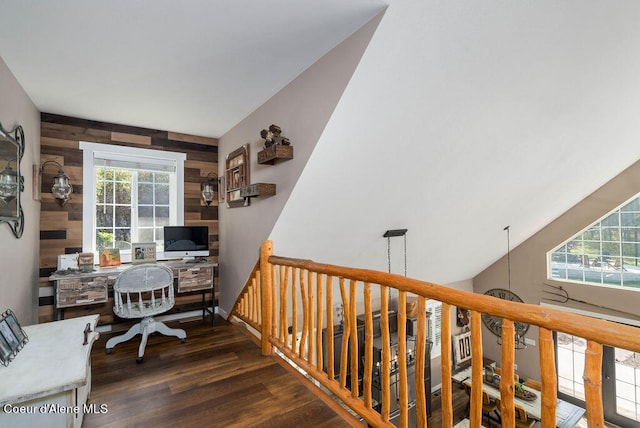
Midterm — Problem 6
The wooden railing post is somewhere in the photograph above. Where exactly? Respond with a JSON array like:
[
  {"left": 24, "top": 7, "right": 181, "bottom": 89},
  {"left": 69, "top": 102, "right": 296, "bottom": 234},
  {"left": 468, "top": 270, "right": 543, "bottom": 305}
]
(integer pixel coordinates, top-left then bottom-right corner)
[
  {"left": 539, "top": 327, "right": 557, "bottom": 428},
  {"left": 397, "top": 290, "right": 408, "bottom": 428},
  {"left": 469, "top": 310, "right": 483, "bottom": 427},
  {"left": 440, "top": 303, "right": 453, "bottom": 428},
  {"left": 584, "top": 341, "right": 605, "bottom": 426},
  {"left": 500, "top": 319, "right": 516, "bottom": 427},
  {"left": 260, "top": 240, "right": 274, "bottom": 355},
  {"left": 415, "top": 296, "right": 429, "bottom": 428}
]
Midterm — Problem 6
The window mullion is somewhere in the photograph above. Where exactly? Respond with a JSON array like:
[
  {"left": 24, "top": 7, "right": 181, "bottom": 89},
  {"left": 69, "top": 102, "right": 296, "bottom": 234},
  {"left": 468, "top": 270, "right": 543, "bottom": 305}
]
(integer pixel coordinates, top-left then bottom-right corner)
[
  {"left": 619, "top": 211, "right": 623, "bottom": 287},
  {"left": 111, "top": 169, "right": 117, "bottom": 248},
  {"left": 132, "top": 171, "right": 139, "bottom": 242}
]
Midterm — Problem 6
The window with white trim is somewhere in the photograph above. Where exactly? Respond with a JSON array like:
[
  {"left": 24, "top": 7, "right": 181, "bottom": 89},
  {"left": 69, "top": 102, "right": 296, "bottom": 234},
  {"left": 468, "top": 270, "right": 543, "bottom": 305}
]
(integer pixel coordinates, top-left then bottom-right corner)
[
  {"left": 557, "top": 332, "right": 586, "bottom": 400},
  {"left": 557, "top": 330, "right": 640, "bottom": 425},
  {"left": 80, "top": 142, "right": 185, "bottom": 262},
  {"left": 548, "top": 194, "right": 640, "bottom": 289}
]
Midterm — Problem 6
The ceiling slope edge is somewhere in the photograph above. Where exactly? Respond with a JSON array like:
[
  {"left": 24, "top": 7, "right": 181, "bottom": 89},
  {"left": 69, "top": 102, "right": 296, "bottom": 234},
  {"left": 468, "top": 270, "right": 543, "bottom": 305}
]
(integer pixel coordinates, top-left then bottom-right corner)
[{"left": 217, "top": 10, "right": 387, "bottom": 314}]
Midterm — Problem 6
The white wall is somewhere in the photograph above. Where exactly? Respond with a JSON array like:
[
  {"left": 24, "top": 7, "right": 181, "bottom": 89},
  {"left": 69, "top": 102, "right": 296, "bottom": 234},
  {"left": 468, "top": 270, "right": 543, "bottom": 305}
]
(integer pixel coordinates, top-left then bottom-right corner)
[{"left": 0, "top": 57, "right": 40, "bottom": 325}]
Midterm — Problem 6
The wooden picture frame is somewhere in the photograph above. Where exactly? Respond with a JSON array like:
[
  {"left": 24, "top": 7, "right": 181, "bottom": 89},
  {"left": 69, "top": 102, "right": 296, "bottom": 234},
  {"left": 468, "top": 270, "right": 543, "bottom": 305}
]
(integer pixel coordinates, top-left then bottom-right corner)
[
  {"left": 0, "top": 309, "right": 28, "bottom": 366},
  {"left": 99, "top": 248, "right": 121, "bottom": 267},
  {"left": 225, "top": 144, "right": 250, "bottom": 208},
  {"left": 453, "top": 331, "right": 472, "bottom": 369},
  {"left": 77, "top": 252, "right": 95, "bottom": 272},
  {"left": 132, "top": 242, "right": 157, "bottom": 264}
]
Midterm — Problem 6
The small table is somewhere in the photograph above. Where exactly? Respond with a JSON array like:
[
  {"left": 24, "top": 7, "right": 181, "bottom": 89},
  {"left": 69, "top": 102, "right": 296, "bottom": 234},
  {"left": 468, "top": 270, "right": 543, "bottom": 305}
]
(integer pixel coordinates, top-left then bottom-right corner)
[
  {"left": 452, "top": 366, "right": 586, "bottom": 427},
  {"left": 0, "top": 315, "right": 100, "bottom": 427},
  {"left": 556, "top": 399, "right": 586, "bottom": 428}
]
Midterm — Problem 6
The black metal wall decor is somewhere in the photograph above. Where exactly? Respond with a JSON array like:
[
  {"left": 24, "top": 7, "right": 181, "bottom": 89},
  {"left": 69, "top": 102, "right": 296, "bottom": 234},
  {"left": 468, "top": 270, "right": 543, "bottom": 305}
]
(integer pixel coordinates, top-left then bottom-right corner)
[
  {"left": 0, "top": 309, "right": 28, "bottom": 366},
  {"left": 0, "top": 122, "right": 24, "bottom": 238}
]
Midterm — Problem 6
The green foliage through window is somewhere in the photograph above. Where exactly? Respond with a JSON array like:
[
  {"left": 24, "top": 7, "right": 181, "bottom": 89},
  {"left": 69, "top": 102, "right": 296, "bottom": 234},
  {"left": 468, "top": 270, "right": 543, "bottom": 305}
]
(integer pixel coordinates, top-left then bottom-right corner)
[
  {"left": 94, "top": 166, "right": 170, "bottom": 251},
  {"left": 549, "top": 195, "right": 640, "bottom": 289}
]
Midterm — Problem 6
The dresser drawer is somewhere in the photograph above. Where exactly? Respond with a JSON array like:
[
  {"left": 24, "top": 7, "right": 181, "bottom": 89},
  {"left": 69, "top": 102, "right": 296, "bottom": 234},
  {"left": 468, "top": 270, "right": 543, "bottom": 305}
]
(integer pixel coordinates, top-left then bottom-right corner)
[
  {"left": 56, "top": 276, "right": 109, "bottom": 308},
  {"left": 177, "top": 266, "right": 214, "bottom": 292}
]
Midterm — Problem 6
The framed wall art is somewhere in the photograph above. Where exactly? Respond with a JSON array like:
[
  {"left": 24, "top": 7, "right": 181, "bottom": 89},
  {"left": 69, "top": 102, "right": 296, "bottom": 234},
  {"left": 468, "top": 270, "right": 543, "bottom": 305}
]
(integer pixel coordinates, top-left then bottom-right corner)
[
  {"left": 453, "top": 331, "right": 472, "bottom": 369},
  {"left": 132, "top": 242, "right": 157, "bottom": 264},
  {"left": 99, "top": 248, "right": 121, "bottom": 267},
  {"left": 77, "top": 252, "right": 95, "bottom": 272},
  {"left": 0, "top": 309, "right": 28, "bottom": 366},
  {"left": 224, "top": 144, "right": 250, "bottom": 208}
]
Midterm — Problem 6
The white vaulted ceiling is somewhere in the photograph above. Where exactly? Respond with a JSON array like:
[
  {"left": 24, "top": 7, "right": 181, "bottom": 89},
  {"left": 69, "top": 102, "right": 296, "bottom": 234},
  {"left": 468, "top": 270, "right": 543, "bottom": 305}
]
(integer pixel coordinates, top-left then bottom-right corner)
[
  {"left": 268, "top": 0, "right": 640, "bottom": 285},
  {"left": 0, "top": 0, "right": 386, "bottom": 137}
]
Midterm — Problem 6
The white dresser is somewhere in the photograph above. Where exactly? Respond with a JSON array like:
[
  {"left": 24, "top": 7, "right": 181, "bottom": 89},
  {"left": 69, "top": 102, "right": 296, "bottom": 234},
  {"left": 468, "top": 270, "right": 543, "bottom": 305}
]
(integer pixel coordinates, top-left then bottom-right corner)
[{"left": 0, "top": 315, "right": 99, "bottom": 427}]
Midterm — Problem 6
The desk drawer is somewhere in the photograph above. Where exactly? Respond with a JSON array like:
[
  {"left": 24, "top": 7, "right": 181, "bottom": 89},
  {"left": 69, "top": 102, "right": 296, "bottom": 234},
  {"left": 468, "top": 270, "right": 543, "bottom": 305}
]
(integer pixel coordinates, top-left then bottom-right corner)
[
  {"left": 177, "top": 266, "right": 213, "bottom": 292},
  {"left": 56, "top": 277, "right": 109, "bottom": 308}
]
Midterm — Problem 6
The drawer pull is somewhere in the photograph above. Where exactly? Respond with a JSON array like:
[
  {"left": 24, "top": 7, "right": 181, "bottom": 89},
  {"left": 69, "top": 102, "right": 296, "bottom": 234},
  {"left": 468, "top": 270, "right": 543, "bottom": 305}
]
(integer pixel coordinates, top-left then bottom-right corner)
[{"left": 83, "top": 323, "right": 92, "bottom": 345}]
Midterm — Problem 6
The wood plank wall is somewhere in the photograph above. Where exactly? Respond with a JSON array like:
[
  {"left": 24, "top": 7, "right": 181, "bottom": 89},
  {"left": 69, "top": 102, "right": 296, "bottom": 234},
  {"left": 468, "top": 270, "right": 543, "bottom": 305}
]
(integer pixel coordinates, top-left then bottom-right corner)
[{"left": 38, "top": 113, "right": 219, "bottom": 325}]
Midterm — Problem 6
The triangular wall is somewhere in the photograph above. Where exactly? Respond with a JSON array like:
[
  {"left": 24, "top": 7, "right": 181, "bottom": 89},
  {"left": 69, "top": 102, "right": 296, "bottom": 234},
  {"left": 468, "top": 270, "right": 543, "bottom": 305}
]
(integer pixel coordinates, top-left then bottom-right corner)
[
  {"left": 474, "top": 158, "right": 640, "bottom": 382},
  {"left": 218, "top": 11, "right": 385, "bottom": 315}
]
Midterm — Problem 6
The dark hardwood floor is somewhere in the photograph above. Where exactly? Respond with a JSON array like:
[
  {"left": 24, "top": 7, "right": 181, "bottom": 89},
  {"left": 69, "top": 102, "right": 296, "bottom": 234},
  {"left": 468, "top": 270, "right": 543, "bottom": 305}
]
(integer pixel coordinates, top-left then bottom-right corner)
[{"left": 84, "top": 315, "right": 471, "bottom": 427}]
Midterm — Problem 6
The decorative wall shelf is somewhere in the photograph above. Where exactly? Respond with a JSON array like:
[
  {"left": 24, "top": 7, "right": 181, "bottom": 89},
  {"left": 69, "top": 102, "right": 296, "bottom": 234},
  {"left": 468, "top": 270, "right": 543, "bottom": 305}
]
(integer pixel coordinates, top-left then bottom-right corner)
[
  {"left": 225, "top": 144, "right": 250, "bottom": 208},
  {"left": 240, "top": 183, "right": 276, "bottom": 198},
  {"left": 257, "top": 145, "right": 293, "bottom": 165}
]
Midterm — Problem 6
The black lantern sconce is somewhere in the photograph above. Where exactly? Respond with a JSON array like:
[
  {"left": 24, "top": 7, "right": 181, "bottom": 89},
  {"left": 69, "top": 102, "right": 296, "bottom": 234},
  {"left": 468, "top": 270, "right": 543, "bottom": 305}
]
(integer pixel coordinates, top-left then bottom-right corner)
[
  {"left": 37, "top": 160, "right": 73, "bottom": 206},
  {"left": 201, "top": 172, "right": 218, "bottom": 207}
]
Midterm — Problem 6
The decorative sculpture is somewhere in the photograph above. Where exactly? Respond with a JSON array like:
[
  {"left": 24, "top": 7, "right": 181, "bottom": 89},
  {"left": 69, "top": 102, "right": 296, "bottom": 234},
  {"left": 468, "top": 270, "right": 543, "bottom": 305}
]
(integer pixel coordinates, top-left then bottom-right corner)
[{"left": 260, "top": 124, "right": 290, "bottom": 148}]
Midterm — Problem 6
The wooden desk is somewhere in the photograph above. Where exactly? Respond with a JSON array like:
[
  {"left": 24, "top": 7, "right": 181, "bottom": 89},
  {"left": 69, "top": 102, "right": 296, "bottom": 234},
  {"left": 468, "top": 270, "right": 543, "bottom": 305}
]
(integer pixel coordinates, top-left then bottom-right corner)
[
  {"left": 452, "top": 366, "right": 586, "bottom": 427},
  {"left": 0, "top": 315, "right": 99, "bottom": 427},
  {"left": 49, "top": 260, "right": 217, "bottom": 325}
]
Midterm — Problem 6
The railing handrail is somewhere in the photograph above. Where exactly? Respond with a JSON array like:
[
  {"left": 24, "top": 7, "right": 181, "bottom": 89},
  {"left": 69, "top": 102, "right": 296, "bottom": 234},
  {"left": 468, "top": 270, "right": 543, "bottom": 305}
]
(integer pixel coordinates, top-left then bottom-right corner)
[
  {"left": 269, "top": 254, "right": 640, "bottom": 353},
  {"left": 231, "top": 241, "right": 640, "bottom": 427}
]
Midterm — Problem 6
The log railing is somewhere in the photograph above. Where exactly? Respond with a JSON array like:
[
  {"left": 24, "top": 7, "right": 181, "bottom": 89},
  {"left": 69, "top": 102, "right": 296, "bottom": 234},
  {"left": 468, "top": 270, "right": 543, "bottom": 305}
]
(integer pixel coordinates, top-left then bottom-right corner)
[{"left": 232, "top": 240, "right": 640, "bottom": 427}]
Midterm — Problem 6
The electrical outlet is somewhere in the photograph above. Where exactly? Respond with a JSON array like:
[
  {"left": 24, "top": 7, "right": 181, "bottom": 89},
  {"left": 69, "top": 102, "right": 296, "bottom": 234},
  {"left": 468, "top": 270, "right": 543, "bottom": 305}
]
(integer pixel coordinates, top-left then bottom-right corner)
[{"left": 514, "top": 364, "right": 517, "bottom": 371}]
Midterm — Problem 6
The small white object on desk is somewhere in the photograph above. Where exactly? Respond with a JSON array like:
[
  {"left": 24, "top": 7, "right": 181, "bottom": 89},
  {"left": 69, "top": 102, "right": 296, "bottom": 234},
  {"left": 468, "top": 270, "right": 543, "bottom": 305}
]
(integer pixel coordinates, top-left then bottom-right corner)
[
  {"left": 0, "top": 315, "right": 100, "bottom": 427},
  {"left": 57, "top": 254, "right": 78, "bottom": 270},
  {"left": 454, "top": 418, "right": 487, "bottom": 427}
]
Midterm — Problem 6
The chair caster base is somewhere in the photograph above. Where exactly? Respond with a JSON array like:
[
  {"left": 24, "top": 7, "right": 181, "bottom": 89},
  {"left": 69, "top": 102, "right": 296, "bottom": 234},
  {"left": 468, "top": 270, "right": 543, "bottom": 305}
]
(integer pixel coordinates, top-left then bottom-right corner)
[
  {"left": 181, "top": 338, "right": 186, "bottom": 343},
  {"left": 136, "top": 357, "right": 143, "bottom": 364},
  {"left": 106, "top": 348, "right": 112, "bottom": 354}
]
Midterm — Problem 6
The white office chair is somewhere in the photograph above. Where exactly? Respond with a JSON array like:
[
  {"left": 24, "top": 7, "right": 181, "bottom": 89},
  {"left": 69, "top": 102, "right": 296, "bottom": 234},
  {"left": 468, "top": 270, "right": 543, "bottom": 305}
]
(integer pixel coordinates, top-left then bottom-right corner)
[{"left": 105, "top": 264, "right": 186, "bottom": 363}]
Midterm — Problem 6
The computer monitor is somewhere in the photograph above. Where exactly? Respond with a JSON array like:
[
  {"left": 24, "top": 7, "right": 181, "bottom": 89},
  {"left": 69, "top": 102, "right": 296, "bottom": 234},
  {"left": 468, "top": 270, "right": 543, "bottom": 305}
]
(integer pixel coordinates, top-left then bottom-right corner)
[{"left": 163, "top": 225, "right": 209, "bottom": 260}]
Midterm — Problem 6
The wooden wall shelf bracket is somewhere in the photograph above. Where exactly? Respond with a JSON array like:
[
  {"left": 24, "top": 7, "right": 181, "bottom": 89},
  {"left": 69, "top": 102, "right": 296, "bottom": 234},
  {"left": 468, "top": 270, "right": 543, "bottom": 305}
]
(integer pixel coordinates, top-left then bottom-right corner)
[
  {"left": 240, "top": 183, "right": 276, "bottom": 198},
  {"left": 257, "top": 145, "right": 293, "bottom": 165}
]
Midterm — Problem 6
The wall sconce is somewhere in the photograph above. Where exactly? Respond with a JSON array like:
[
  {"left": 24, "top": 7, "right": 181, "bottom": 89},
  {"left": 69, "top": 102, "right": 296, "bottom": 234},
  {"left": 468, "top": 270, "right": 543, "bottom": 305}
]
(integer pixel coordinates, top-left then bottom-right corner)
[
  {"left": 201, "top": 172, "right": 218, "bottom": 207},
  {"left": 0, "top": 160, "right": 18, "bottom": 204},
  {"left": 37, "top": 160, "right": 73, "bottom": 206}
]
